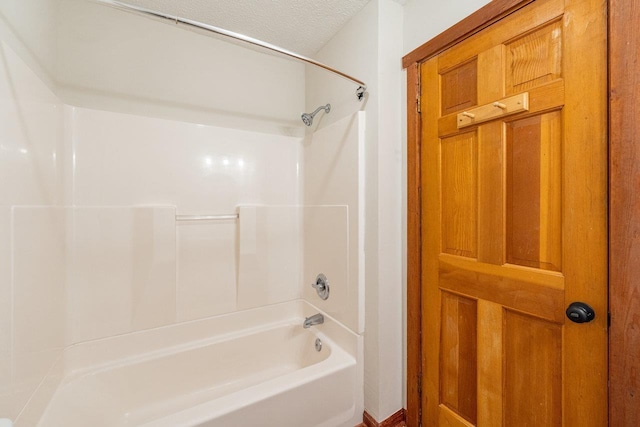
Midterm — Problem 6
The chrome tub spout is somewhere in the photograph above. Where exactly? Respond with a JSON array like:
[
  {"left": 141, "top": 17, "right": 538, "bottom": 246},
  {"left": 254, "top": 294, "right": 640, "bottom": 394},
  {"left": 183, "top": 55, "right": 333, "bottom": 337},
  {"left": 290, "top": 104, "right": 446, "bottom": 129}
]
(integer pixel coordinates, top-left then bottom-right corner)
[{"left": 303, "top": 313, "right": 324, "bottom": 329}]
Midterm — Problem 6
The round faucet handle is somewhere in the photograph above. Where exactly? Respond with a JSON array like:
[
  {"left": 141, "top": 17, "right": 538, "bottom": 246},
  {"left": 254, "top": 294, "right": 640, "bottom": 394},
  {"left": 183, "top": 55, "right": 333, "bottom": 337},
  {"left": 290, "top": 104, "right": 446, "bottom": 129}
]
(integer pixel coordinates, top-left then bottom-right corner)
[{"left": 311, "top": 273, "right": 330, "bottom": 300}]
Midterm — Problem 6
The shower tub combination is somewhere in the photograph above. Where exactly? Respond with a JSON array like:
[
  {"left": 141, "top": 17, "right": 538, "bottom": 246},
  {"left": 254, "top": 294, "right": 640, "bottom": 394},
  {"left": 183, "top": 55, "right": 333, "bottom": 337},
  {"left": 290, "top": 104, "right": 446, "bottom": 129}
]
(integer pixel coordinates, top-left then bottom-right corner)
[
  {"left": 29, "top": 301, "right": 362, "bottom": 427},
  {"left": 4, "top": 1, "right": 367, "bottom": 425}
]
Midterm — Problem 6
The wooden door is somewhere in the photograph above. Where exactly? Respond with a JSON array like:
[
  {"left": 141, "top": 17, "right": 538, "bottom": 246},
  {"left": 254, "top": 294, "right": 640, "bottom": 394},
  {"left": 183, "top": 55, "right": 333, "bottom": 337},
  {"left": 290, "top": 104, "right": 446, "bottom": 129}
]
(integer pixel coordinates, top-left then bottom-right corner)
[{"left": 419, "top": 0, "right": 607, "bottom": 425}]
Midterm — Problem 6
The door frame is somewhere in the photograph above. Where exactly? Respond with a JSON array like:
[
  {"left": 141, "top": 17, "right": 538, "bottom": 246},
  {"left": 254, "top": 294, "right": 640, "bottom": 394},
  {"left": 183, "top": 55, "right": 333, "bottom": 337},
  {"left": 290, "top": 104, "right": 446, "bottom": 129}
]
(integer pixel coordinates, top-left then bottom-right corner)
[{"left": 403, "top": 0, "right": 640, "bottom": 425}]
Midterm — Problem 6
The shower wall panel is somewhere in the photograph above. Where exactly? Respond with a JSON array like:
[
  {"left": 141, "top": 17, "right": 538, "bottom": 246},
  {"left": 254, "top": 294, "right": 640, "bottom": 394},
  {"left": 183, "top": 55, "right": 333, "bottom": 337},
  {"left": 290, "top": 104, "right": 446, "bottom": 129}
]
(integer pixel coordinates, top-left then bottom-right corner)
[
  {"left": 303, "top": 112, "right": 365, "bottom": 333},
  {"left": 66, "top": 207, "right": 176, "bottom": 345},
  {"left": 237, "top": 206, "right": 303, "bottom": 311},
  {"left": 67, "top": 108, "right": 302, "bottom": 209},
  {"left": 0, "top": 40, "right": 64, "bottom": 420},
  {"left": 176, "top": 220, "right": 237, "bottom": 322},
  {"left": 303, "top": 205, "right": 350, "bottom": 321},
  {"left": 10, "top": 208, "right": 66, "bottom": 417},
  {"left": 66, "top": 107, "right": 304, "bottom": 340}
]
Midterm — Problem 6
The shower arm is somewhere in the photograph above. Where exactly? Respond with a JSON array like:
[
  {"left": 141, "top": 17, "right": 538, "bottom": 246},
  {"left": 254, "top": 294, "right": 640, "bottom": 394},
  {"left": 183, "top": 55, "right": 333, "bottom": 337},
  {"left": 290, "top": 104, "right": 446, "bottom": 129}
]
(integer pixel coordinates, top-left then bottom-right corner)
[
  {"left": 92, "top": 0, "right": 368, "bottom": 101},
  {"left": 309, "top": 105, "right": 330, "bottom": 117}
]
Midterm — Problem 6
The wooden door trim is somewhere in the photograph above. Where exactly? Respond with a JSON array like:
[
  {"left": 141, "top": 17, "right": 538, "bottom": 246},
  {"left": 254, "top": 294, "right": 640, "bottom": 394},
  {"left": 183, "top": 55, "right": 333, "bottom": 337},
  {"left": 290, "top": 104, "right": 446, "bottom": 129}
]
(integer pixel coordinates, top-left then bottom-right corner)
[
  {"left": 405, "top": 61, "right": 421, "bottom": 427},
  {"left": 609, "top": 0, "right": 640, "bottom": 424},
  {"left": 401, "top": 0, "right": 533, "bottom": 68},
  {"left": 404, "top": 0, "right": 640, "bottom": 425}
]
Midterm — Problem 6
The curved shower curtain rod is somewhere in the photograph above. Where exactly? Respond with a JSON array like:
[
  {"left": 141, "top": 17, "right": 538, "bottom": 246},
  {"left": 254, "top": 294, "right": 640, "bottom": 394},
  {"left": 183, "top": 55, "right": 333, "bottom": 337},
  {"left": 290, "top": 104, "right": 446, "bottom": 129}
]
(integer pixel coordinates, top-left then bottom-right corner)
[{"left": 93, "top": 0, "right": 368, "bottom": 101}]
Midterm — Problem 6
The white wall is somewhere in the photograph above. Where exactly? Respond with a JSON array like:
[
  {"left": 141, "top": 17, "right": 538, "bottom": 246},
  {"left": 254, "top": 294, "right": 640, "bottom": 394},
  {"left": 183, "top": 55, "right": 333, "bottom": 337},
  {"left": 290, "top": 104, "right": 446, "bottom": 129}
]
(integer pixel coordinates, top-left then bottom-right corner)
[
  {"left": 376, "top": 0, "right": 405, "bottom": 420},
  {"left": 307, "top": 0, "right": 404, "bottom": 421}
]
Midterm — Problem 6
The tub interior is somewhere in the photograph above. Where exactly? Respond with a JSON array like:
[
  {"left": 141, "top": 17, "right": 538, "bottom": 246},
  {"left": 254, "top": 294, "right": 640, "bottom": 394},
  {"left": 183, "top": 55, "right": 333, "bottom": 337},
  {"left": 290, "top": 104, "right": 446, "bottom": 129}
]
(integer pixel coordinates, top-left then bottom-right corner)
[{"left": 38, "top": 321, "right": 334, "bottom": 427}]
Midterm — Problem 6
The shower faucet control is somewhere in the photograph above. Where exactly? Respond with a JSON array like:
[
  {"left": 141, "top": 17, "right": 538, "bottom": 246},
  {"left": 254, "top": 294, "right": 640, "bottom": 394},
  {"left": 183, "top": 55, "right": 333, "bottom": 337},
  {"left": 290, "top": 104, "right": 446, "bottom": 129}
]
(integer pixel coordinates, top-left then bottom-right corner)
[{"left": 311, "top": 273, "right": 330, "bottom": 300}]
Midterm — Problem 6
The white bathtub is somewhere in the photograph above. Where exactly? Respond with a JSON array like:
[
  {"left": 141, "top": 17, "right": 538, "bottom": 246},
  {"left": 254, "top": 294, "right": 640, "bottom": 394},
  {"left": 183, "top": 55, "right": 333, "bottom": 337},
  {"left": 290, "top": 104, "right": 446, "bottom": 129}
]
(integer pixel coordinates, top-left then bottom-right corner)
[{"left": 27, "top": 301, "right": 363, "bottom": 427}]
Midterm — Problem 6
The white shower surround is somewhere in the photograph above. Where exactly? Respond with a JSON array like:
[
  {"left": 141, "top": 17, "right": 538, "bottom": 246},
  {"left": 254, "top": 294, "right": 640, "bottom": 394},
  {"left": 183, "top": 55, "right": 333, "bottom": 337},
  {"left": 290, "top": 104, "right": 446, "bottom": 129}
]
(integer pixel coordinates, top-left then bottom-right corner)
[
  {"left": 0, "top": 0, "right": 367, "bottom": 424},
  {"left": 11, "top": 109, "right": 365, "bottom": 424},
  {"left": 4, "top": 101, "right": 365, "bottom": 426}
]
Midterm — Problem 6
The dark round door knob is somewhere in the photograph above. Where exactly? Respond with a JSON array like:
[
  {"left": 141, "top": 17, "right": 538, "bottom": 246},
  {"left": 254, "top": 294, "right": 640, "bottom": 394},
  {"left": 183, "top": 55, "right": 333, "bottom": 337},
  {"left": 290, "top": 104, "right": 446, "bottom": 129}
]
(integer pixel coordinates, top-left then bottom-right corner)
[{"left": 566, "top": 302, "right": 595, "bottom": 323}]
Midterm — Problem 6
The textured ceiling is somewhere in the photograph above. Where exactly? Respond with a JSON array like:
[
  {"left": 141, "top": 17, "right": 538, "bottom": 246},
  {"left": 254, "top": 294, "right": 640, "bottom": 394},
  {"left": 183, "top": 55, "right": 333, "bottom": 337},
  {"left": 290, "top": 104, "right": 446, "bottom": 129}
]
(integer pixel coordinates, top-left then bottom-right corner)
[{"left": 120, "top": 0, "right": 372, "bottom": 57}]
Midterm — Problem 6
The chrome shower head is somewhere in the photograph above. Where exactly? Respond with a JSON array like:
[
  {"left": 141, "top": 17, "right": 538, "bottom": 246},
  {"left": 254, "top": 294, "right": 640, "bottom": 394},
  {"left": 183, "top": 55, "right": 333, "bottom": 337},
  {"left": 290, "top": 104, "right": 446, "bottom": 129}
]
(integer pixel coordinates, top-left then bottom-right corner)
[
  {"left": 301, "top": 104, "right": 331, "bottom": 126},
  {"left": 301, "top": 113, "right": 313, "bottom": 126}
]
